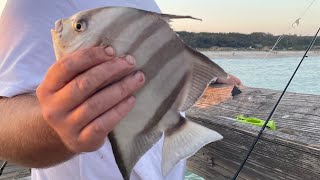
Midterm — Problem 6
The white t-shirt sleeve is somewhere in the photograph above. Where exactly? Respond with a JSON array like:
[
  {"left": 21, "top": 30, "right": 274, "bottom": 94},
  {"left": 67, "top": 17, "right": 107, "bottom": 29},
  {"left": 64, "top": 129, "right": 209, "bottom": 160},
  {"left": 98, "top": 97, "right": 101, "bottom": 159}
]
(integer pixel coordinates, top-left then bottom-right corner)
[
  {"left": 0, "top": 0, "right": 161, "bottom": 97},
  {"left": 0, "top": 1, "right": 67, "bottom": 97}
]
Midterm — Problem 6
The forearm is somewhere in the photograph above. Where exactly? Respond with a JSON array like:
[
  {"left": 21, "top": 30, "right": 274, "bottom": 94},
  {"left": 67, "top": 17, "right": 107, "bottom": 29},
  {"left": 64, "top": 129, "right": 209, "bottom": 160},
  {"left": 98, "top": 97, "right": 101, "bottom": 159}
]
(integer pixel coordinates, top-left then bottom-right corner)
[{"left": 0, "top": 95, "right": 74, "bottom": 168}]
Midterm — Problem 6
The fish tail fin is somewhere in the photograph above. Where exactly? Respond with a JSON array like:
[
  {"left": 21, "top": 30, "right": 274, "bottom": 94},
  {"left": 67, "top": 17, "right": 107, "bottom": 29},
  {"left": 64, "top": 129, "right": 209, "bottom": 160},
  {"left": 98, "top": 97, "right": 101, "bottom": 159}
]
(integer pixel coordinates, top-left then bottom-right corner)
[{"left": 162, "top": 118, "right": 223, "bottom": 176}]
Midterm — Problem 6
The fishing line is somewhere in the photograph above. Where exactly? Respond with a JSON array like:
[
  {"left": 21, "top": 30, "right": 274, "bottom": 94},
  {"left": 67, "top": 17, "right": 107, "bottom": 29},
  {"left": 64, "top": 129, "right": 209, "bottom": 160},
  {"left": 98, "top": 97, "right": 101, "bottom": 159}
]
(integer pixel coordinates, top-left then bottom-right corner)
[
  {"left": 264, "top": 0, "right": 318, "bottom": 59},
  {"left": 301, "top": 0, "right": 317, "bottom": 17},
  {"left": 232, "top": 27, "right": 320, "bottom": 180},
  {"left": 0, "top": 161, "right": 7, "bottom": 176}
]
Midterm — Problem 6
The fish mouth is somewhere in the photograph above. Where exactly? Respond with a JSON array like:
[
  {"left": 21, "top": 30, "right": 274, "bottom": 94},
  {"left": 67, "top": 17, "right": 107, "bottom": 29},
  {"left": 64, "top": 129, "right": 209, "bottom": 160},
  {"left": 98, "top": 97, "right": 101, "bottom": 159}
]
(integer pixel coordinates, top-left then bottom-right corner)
[{"left": 53, "top": 19, "right": 63, "bottom": 33}]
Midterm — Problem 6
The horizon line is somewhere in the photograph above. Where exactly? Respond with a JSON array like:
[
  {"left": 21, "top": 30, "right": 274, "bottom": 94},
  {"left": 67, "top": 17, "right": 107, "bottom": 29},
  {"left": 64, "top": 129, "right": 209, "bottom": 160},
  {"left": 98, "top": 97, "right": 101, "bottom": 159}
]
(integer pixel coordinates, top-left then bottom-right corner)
[{"left": 175, "top": 31, "right": 317, "bottom": 36}]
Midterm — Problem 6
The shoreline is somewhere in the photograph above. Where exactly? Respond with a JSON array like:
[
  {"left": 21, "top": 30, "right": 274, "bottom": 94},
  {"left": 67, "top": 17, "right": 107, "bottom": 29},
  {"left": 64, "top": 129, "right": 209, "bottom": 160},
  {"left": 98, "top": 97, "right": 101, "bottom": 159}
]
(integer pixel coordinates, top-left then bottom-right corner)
[{"left": 200, "top": 50, "right": 320, "bottom": 59}]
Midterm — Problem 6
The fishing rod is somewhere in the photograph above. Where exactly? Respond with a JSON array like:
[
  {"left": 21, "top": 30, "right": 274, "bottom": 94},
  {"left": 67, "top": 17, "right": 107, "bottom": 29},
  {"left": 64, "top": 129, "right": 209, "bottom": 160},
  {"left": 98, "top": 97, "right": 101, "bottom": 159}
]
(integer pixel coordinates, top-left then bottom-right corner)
[
  {"left": 231, "top": 26, "right": 320, "bottom": 180},
  {"left": 0, "top": 161, "right": 7, "bottom": 176},
  {"left": 264, "top": 0, "right": 318, "bottom": 59}
]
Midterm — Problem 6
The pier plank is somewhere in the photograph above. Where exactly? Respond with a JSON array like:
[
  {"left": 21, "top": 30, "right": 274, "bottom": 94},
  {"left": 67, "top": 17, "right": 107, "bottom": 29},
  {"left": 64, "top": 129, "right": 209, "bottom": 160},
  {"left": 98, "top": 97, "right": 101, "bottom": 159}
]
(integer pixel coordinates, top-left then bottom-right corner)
[
  {"left": 186, "top": 84, "right": 320, "bottom": 180},
  {"left": 0, "top": 161, "right": 30, "bottom": 180}
]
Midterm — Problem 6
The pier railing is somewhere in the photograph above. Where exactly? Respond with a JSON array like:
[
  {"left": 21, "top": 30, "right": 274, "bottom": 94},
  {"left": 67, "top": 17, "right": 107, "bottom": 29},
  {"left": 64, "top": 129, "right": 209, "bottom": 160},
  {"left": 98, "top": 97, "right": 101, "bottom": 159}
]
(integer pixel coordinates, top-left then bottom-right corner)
[
  {"left": 187, "top": 84, "right": 320, "bottom": 180},
  {"left": 1, "top": 84, "right": 320, "bottom": 180}
]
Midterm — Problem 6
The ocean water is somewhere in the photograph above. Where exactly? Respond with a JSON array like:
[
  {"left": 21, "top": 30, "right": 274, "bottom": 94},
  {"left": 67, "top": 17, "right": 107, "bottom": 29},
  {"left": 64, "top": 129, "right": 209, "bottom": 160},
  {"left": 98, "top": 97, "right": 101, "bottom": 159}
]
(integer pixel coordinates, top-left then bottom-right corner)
[
  {"left": 185, "top": 170, "right": 205, "bottom": 180},
  {"left": 214, "top": 57, "right": 320, "bottom": 95},
  {"left": 185, "top": 56, "right": 320, "bottom": 180}
]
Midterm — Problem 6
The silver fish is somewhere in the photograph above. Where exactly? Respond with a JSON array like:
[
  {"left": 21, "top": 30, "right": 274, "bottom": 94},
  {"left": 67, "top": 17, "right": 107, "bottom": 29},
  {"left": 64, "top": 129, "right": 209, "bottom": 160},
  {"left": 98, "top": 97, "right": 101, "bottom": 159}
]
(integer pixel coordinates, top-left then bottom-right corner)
[{"left": 51, "top": 6, "right": 227, "bottom": 180}]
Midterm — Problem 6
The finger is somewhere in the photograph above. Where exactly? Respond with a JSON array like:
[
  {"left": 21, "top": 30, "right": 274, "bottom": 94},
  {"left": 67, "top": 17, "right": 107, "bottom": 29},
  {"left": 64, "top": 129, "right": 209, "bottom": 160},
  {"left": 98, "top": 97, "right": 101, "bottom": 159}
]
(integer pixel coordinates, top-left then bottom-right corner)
[
  {"left": 216, "top": 76, "right": 237, "bottom": 85},
  {"left": 229, "top": 74, "right": 242, "bottom": 86},
  {"left": 68, "top": 71, "right": 144, "bottom": 131},
  {"left": 77, "top": 96, "right": 136, "bottom": 152},
  {"left": 68, "top": 71, "right": 145, "bottom": 131},
  {"left": 56, "top": 55, "right": 137, "bottom": 110},
  {"left": 216, "top": 77, "right": 229, "bottom": 84},
  {"left": 44, "top": 46, "right": 115, "bottom": 93}
]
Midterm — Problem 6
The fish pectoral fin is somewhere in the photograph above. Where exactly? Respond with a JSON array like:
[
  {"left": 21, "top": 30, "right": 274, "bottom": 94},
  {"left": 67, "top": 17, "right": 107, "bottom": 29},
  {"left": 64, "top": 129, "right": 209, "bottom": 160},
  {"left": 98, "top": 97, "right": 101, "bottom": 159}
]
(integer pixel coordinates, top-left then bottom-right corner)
[
  {"left": 109, "top": 130, "right": 162, "bottom": 180},
  {"left": 179, "top": 48, "right": 228, "bottom": 111},
  {"left": 159, "top": 13, "right": 202, "bottom": 22},
  {"left": 162, "top": 118, "right": 223, "bottom": 176}
]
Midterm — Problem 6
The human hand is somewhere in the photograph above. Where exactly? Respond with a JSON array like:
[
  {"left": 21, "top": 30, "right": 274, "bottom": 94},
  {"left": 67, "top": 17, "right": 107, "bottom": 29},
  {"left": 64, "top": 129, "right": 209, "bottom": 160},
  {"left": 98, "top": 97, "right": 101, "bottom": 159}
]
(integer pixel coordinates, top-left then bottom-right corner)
[
  {"left": 36, "top": 46, "right": 145, "bottom": 153},
  {"left": 216, "top": 73, "right": 243, "bottom": 86}
]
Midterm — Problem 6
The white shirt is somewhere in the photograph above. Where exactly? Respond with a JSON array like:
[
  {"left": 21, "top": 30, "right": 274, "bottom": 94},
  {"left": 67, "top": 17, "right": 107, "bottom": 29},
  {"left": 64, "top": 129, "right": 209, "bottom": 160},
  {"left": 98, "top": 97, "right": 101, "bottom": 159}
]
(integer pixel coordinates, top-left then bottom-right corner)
[{"left": 0, "top": 0, "right": 186, "bottom": 179}]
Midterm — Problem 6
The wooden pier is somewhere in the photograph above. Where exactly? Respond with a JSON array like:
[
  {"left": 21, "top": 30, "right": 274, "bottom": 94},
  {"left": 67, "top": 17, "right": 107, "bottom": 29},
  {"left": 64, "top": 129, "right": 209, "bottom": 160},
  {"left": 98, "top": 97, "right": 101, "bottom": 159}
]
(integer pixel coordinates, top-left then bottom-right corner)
[
  {"left": 186, "top": 84, "right": 320, "bottom": 180},
  {"left": 0, "top": 161, "right": 30, "bottom": 180},
  {"left": 1, "top": 84, "right": 320, "bottom": 179}
]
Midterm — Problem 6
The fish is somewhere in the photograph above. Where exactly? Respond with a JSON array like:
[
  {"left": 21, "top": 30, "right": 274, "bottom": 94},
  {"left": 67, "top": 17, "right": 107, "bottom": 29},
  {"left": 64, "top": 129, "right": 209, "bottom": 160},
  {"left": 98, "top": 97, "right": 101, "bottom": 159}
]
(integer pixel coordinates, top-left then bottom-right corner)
[{"left": 51, "top": 6, "right": 228, "bottom": 180}]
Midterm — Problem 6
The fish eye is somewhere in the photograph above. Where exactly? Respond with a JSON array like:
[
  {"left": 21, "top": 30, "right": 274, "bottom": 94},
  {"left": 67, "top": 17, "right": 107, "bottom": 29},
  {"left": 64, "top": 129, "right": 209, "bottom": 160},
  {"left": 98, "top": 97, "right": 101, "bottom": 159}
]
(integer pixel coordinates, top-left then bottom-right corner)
[
  {"left": 76, "top": 23, "right": 82, "bottom": 30},
  {"left": 73, "top": 20, "right": 87, "bottom": 32}
]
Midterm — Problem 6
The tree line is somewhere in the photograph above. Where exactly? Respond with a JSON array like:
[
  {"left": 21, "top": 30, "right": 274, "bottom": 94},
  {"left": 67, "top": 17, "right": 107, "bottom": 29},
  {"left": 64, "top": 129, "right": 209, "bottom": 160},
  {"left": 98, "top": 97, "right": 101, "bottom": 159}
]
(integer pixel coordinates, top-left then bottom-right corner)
[{"left": 176, "top": 31, "right": 320, "bottom": 50}]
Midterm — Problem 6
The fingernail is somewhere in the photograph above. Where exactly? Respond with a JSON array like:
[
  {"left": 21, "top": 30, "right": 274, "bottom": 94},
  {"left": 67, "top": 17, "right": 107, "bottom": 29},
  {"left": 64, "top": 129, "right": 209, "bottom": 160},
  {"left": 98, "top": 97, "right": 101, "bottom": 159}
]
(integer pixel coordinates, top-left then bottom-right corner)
[
  {"left": 125, "top": 55, "right": 135, "bottom": 65},
  {"left": 105, "top": 46, "right": 114, "bottom": 56},
  {"left": 127, "top": 96, "right": 135, "bottom": 104},
  {"left": 134, "top": 71, "right": 145, "bottom": 82}
]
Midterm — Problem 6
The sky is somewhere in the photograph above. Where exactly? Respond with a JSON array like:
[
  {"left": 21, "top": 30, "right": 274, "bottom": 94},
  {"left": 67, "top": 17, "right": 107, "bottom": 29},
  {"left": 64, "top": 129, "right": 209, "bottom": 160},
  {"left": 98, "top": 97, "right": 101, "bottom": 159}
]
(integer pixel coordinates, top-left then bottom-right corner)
[
  {"left": 155, "top": 0, "right": 320, "bottom": 35},
  {"left": 0, "top": 1, "right": 5, "bottom": 16},
  {"left": 0, "top": 0, "right": 319, "bottom": 35}
]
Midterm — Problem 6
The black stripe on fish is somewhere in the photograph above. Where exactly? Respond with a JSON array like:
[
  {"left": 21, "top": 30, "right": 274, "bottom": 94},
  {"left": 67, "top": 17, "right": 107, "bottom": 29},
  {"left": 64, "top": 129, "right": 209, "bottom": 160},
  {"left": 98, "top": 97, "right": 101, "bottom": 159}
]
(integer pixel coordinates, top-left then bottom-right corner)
[
  {"left": 165, "top": 116, "right": 186, "bottom": 136},
  {"left": 99, "top": 9, "right": 143, "bottom": 42},
  {"left": 108, "top": 132, "right": 128, "bottom": 179},
  {"left": 140, "top": 72, "right": 189, "bottom": 134},
  {"left": 140, "top": 37, "right": 185, "bottom": 84},
  {"left": 127, "top": 19, "right": 165, "bottom": 54}
]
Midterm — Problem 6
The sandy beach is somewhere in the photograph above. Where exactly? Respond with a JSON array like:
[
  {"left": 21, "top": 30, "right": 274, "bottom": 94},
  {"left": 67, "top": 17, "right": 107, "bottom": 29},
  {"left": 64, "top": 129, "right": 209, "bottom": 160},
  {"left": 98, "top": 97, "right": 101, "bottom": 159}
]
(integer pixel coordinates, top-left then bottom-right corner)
[{"left": 200, "top": 50, "right": 320, "bottom": 59}]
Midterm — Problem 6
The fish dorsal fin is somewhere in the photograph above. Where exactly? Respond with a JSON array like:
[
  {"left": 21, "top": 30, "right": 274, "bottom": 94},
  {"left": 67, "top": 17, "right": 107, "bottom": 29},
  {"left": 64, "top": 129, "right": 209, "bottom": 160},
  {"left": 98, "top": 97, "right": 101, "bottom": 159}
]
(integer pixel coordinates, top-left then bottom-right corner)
[
  {"left": 159, "top": 13, "right": 202, "bottom": 22},
  {"left": 179, "top": 47, "right": 228, "bottom": 111}
]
